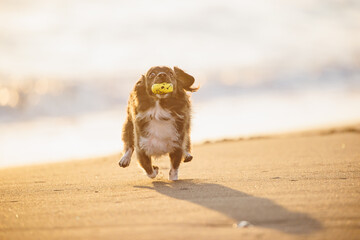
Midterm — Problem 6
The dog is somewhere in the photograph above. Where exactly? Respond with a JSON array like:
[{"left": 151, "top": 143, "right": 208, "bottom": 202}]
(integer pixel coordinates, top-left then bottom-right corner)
[{"left": 118, "top": 66, "right": 198, "bottom": 180}]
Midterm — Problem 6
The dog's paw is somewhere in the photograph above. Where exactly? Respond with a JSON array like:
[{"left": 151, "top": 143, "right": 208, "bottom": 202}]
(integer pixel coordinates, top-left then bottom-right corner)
[
  {"left": 184, "top": 152, "right": 193, "bottom": 163},
  {"left": 169, "top": 168, "right": 178, "bottom": 181},
  {"left": 119, "top": 149, "right": 133, "bottom": 168},
  {"left": 119, "top": 157, "right": 130, "bottom": 168},
  {"left": 147, "top": 166, "right": 159, "bottom": 179}
]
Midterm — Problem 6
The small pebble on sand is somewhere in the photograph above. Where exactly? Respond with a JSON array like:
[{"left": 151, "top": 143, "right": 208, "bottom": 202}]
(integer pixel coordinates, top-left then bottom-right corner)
[{"left": 233, "top": 221, "right": 252, "bottom": 228}]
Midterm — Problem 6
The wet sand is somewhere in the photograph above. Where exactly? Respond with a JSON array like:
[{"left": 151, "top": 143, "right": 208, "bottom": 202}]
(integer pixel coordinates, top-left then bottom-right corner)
[{"left": 0, "top": 130, "right": 359, "bottom": 239}]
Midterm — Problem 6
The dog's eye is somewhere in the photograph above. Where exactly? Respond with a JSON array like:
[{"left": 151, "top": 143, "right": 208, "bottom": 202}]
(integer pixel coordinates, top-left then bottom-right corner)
[{"left": 149, "top": 73, "right": 155, "bottom": 78}]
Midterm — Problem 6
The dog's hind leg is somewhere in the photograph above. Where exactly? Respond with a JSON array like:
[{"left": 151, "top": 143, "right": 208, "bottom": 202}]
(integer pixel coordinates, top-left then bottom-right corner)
[
  {"left": 184, "top": 151, "right": 193, "bottom": 162},
  {"left": 119, "top": 116, "right": 134, "bottom": 168},
  {"left": 137, "top": 150, "right": 158, "bottom": 178},
  {"left": 169, "top": 148, "right": 183, "bottom": 180},
  {"left": 183, "top": 135, "right": 193, "bottom": 163}
]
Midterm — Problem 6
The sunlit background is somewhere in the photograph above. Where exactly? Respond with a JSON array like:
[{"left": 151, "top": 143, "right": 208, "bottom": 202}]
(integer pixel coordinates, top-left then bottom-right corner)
[{"left": 1, "top": 0, "right": 360, "bottom": 167}]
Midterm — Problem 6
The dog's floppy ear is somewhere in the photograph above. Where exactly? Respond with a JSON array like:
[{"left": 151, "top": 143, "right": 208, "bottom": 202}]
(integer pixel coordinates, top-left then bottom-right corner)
[
  {"left": 135, "top": 75, "right": 146, "bottom": 88},
  {"left": 136, "top": 75, "right": 145, "bottom": 86},
  {"left": 174, "top": 66, "right": 199, "bottom": 92},
  {"left": 134, "top": 75, "right": 147, "bottom": 94}
]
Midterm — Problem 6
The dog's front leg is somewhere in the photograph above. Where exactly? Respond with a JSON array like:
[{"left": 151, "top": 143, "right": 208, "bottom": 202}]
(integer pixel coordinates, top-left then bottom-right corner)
[
  {"left": 119, "top": 148, "right": 133, "bottom": 168},
  {"left": 137, "top": 150, "right": 159, "bottom": 179},
  {"left": 169, "top": 148, "right": 183, "bottom": 181},
  {"left": 119, "top": 114, "right": 134, "bottom": 168}
]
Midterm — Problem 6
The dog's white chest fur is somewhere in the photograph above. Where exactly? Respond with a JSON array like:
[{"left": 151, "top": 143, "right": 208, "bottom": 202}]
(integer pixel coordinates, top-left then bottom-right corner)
[{"left": 138, "top": 101, "right": 179, "bottom": 156}]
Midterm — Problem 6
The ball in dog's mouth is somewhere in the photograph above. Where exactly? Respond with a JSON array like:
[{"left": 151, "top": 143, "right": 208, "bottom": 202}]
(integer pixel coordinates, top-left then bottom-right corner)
[{"left": 151, "top": 83, "right": 173, "bottom": 95}]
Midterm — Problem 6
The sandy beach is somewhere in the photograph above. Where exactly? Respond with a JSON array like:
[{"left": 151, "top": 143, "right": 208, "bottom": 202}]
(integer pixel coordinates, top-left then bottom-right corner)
[
  {"left": 0, "top": 129, "right": 359, "bottom": 240},
  {"left": 1, "top": 1, "right": 360, "bottom": 239}
]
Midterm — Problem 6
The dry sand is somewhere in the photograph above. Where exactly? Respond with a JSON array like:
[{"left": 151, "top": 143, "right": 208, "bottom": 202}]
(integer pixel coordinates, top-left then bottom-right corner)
[{"left": 0, "top": 130, "right": 359, "bottom": 239}]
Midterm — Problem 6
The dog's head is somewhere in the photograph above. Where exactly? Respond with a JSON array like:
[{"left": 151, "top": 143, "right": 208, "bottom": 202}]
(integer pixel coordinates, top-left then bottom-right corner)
[{"left": 141, "top": 66, "right": 198, "bottom": 99}]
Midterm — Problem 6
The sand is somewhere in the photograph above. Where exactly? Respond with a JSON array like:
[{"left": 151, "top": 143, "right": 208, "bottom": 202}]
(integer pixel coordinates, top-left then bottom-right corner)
[{"left": 0, "top": 130, "right": 359, "bottom": 240}]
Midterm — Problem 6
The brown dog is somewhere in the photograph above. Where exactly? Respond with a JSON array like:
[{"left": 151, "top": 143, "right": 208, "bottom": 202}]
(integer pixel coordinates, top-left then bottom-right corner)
[{"left": 119, "top": 66, "right": 198, "bottom": 180}]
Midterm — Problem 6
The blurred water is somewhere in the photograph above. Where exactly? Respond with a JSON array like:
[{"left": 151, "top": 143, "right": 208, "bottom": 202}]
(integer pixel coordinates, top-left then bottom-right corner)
[{"left": 0, "top": 0, "right": 360, "bottom": 167}]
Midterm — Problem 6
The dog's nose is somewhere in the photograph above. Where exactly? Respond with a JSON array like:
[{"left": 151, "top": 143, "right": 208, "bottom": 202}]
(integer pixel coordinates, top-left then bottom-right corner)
[{"left": 157, "top": 72, "right": 166, "bottom": 78}]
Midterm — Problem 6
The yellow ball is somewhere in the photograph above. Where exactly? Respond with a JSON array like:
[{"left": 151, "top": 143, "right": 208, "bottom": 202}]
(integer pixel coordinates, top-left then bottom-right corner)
[{"left": 151, "top": 83, "right": 173, "bottom": 94}]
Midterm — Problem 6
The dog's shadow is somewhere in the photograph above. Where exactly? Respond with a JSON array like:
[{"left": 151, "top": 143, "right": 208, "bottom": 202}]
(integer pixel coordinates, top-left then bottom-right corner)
[{"left": 134, "top": 179, "right": 321, "bottom": 235}]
